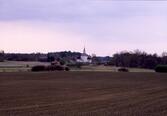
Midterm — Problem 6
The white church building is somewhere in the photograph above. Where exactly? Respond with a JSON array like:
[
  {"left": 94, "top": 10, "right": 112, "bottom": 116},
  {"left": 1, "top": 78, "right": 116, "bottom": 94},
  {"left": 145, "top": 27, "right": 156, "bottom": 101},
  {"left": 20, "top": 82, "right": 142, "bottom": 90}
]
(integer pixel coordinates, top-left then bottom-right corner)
[{"left": 77, "top": 47, "right": 92, "bottom": 63}]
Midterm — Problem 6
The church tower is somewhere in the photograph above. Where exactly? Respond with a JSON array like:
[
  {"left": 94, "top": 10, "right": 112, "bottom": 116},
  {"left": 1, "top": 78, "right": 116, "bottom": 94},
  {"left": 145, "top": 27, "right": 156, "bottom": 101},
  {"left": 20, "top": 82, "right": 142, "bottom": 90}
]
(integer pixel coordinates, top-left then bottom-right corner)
[
  {"left": 83, "top": 47, "right": 86, "bottom": 54},
  {"left": 77, "top": 46, "right": 92, "bottom": 63}
]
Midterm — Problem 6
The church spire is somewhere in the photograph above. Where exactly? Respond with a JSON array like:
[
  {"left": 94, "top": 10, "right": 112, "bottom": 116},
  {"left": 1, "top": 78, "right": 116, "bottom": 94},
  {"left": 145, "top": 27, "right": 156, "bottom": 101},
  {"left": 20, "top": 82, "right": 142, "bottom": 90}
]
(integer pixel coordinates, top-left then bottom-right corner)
[{"left": 83, "top": 46, "right": 86, "bottom": 54}]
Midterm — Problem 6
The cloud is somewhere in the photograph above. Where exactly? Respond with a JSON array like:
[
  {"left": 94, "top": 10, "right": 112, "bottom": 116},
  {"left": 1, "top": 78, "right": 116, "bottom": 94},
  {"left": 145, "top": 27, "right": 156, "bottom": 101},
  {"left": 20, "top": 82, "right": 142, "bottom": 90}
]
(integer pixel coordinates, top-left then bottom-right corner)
[
  {"left": 0, "top": 0, "right": 167, "bottom": 55},
  {"left": 1, "top": 0, "right": 167, "bottom": 21},
  {"left": 0, "top": 21, "right": 90, "bottom": 53}
]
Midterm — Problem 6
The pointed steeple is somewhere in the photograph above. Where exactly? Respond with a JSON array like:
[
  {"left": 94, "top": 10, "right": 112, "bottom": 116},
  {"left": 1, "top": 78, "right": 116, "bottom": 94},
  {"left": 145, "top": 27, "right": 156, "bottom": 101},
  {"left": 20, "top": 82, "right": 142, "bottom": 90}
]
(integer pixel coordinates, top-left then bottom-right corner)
[{"left": 83, "top": 46, "right": 86, "bottom": 54}]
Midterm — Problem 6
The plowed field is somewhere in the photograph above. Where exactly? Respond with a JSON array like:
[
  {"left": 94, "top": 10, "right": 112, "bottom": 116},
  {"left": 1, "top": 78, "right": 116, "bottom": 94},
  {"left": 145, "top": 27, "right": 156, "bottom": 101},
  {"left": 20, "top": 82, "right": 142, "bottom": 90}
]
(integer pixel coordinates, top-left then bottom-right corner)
[{"left": 0, "top": 72, "right": 167, "bottom": 116}]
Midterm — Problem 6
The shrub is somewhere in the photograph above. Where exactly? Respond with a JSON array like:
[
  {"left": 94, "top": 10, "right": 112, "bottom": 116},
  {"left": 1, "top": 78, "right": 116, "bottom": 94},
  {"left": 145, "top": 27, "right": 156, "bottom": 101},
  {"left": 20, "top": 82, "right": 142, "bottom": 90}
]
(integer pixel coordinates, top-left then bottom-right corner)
[
  {"left": 67, "top": 63, "right": 82, "bottom": 69},
  {"left": 65, "top": 67, "right": 70, "bottom": 71},
  {"left": 118, "top": 67, "right": 129, "bottom": 72},
  {"left": 60, "top": 60, "right": 65, "bottom": 65},
  {"left": 46, "top": 65, "right": 65, "bottom": 71},
  {"left": 32, "top": 65, "right": 69, "bottom": 72},
  {"left": 155, "top": 65, "right": 167, "bottom": 73},
  {"left": 46, "top": 65, "right": 57, "bottom": 71},
  {"left": 31, "top": 65, "right": 46, "bottom": 72},
  {"left": 54, "top": 65, "right": 65, "bottom": 71}
]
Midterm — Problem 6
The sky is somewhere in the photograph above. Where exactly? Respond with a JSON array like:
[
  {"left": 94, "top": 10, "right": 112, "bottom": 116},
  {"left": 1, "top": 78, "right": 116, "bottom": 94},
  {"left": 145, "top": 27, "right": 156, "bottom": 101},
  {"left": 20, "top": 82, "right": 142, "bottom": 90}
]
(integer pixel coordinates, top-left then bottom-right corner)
[{"left": 0, "top": 0, "right": 167, "bottom": 56}]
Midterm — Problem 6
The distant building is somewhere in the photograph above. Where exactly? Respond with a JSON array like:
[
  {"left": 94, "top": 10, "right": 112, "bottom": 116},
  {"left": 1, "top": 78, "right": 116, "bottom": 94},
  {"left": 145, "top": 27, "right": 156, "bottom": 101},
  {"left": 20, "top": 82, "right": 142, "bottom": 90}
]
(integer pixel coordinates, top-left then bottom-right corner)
[{"left": 77, "top": 47, "right": 92, "bottom": 63}]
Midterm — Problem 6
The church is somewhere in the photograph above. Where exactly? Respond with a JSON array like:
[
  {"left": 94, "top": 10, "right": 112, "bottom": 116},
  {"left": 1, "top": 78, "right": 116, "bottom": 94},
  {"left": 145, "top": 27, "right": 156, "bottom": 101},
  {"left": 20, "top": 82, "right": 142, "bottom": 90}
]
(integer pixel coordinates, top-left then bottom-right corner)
[{"left": 77, "top": 47, "right": 92, "bottom": 63}]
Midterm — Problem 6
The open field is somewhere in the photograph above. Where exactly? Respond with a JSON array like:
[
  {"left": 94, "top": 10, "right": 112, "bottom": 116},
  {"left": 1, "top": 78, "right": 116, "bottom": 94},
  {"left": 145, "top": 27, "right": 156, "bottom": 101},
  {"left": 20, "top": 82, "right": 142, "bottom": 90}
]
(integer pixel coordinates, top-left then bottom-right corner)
[
  {"left": 74, "top": 65, "right": 154, "bottom": 72},
  {"left": 0, "top": 61, "right": 154, "bottom": 72},
  {"left": 0, "top": 72, "right": 167, "bottom": 116},
  {"left": 0, "top": 61, "right": 50, "bottom": 72},
  {"left": 0, "top": 61, "right": 50, "bottom": 68}
]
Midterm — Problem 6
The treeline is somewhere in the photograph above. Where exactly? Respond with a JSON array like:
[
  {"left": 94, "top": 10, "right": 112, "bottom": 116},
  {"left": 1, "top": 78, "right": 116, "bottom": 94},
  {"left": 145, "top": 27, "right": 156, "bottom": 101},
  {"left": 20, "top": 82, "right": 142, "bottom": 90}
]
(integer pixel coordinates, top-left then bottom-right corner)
[
  {"left": 2, "top": 51, "right": 81, "bottom": 62},
  {"left": 0, "top": 50, "right": 5, "bottom": 62},
  {"left": 4, "top": 53, "right": 45, "bottom": 61},
  {"left": 110, "top": 50, "right": 167, "bottom": 69},
  {"left": 1, "top": 50, "right": 167, "bottom": 70},
  {"left": 47, "top": 51, "right": 81, "bottom": 62}
]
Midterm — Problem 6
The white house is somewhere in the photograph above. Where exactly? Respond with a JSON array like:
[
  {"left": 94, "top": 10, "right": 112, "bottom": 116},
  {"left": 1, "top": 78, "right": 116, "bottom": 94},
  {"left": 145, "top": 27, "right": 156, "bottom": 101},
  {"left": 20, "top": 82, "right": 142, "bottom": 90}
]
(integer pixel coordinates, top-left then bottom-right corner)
[{"left": 77, "top": 47, "right": 92, "bottom": 63}]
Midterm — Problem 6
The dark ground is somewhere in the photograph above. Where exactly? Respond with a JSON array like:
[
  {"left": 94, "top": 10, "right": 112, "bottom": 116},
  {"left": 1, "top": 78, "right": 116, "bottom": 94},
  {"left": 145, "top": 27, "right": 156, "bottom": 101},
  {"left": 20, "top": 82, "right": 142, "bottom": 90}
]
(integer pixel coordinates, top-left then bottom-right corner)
[{"left": 0, "top": 72, "right": 167, "bottom": 116}]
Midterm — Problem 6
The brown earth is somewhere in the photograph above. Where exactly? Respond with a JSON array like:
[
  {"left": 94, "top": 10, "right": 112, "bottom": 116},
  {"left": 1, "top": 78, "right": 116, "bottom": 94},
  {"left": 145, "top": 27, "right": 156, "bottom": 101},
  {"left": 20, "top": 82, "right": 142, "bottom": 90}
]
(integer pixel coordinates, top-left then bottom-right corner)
[{"left": 0, "top": 72, "right": 167, "bottom": 116}]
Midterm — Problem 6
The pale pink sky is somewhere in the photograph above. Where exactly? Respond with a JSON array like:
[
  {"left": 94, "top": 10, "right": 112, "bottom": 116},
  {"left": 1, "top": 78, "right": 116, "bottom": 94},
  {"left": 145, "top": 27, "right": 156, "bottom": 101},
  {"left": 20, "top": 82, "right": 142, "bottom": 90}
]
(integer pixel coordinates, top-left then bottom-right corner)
[{"left": 1, "top": 0, "right": 167, "bottom": 56}]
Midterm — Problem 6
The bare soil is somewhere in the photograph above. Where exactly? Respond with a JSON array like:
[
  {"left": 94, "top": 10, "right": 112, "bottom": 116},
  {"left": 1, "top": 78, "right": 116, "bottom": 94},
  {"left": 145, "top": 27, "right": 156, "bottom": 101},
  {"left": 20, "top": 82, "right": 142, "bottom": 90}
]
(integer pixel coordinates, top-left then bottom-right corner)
[{"left": 0, "top": 72, "right": 167, "bottom": 116}]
